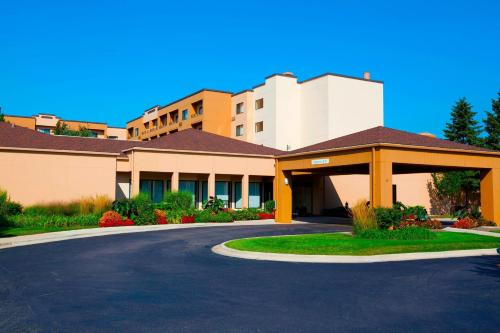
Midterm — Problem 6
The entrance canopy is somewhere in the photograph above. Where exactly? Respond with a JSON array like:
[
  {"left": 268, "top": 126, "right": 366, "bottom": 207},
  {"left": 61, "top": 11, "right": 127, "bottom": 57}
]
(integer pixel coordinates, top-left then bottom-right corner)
[{"left": 274, "top": 127, "right": 500, "bottom": 224}]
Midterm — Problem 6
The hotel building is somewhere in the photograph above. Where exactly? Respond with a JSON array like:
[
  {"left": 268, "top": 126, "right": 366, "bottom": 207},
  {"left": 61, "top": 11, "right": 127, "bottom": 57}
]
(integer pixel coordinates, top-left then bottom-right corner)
[{"left": 4, "top": 113, "right": 127, "bottom": 140}]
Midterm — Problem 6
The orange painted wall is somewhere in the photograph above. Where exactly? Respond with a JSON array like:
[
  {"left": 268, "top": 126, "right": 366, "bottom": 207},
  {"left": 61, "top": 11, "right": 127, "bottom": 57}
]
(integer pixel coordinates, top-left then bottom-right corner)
[
  {"left": 4, "top": 116, "right": 36, "bottom": 130},
  {"left": 126, "top": 90, "right": 232, "bottom": 141}
]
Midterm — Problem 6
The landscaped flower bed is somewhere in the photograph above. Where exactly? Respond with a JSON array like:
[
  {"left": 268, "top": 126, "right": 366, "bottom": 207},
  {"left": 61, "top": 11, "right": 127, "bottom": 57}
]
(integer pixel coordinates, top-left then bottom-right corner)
[
  {"left": 99, "top": 211, "right": 135, "bottom": 227},
  {"left": 100, "top": 192, "right": 276, "bottom": 227},
  {"left": 257, "top": 212, "right": 275, "bottom": 220}
]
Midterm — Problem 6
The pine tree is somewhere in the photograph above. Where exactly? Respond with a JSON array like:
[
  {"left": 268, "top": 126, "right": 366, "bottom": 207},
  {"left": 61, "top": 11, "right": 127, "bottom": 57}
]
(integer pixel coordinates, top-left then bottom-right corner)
[
  {"left": 0, "top": 107, "right": 4, "bottom": 122},
  {"left": 432, "top": 97, "right": 483, "bottom": 212},
  {"left": 483, "top": 90, "right": 500, "bottom": 150},
  {"left": 444, "top": 97, "right": 481, "bottom": 145}
]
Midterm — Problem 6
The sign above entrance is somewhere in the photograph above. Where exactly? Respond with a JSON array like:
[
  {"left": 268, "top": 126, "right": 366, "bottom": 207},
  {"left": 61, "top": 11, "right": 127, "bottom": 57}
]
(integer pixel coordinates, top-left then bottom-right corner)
[{"left": 311, "top": 158, "right": 330, "bottom": 165}]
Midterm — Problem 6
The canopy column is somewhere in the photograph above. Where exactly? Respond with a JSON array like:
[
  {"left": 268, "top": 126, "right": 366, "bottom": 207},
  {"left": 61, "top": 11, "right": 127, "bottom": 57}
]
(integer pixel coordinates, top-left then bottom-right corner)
[{"left": 480, "top": 168, "right": 500, "bottom": 225}]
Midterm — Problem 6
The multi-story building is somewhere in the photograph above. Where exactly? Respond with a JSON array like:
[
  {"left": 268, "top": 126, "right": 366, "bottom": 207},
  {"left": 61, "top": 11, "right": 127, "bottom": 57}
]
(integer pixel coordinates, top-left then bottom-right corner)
[
  {"left": 126, "top": 89, "right": 232, "bottom": 141},
  {"left": 230, "top": 72, "right": 383, "bottom": 151},
  {"left": 4, "top": 113, "right": 127, "bottom": 140}
]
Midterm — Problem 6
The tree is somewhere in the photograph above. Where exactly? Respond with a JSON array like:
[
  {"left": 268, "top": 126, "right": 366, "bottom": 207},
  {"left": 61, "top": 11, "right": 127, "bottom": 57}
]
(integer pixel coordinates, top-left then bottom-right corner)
[
  {"left": 444, "top": 97, "right": 481, "bottom": 145},
  {"left": 483, "top": 90, "right": 500, "bottom": 151},
  {"left": 53, "top": 120, "right": 69, "bottom": 135},
  {"left": 431, "top": 98, "right": 483, "bottom": 213},
  {"left": 0, "top": 107, "right": 5, "bottom": 122},
  {"left": 53, "top": 121, "right": 92, "bottom": 137}
]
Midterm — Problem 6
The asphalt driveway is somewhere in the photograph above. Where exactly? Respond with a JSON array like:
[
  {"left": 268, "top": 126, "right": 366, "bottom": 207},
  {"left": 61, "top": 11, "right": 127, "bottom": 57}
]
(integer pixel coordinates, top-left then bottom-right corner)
[{"left": 0, "top": 223, "right": 498, "bottom": 332}]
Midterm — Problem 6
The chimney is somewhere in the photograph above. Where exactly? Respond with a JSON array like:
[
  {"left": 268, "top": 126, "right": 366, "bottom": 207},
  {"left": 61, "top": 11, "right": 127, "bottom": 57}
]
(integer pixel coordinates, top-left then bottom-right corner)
[{"left": 363, "top": 71, "right": 371, "bottom": 80}]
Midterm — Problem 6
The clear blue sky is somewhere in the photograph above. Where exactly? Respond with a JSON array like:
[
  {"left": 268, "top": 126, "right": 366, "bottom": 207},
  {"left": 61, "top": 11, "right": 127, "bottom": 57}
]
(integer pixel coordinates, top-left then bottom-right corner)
[{"left": 1, "top": 0, "right": 499, "bottom": 137}]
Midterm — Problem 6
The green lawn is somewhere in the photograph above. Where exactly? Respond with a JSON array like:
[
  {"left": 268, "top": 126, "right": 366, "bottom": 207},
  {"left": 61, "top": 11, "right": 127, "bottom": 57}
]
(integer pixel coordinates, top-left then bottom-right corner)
[
  {"left": 225, "top": 232, "right": 500, "bottom": 256},
  {"left": 0, "top": 225, "right": 98, "bottom": 238},
  {"left": 489, "top": 230, "right": 500, "bottom": 234}
]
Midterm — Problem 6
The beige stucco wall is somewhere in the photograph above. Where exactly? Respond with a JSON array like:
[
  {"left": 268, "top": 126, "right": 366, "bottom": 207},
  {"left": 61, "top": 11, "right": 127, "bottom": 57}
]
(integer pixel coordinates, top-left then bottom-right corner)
[
  {"left": 107, "top": 127, "right": 128, "bottom": 140},
  {"left": 323, "top": 174, "right": 432, "bottom": 211},
  {"left": 131, "top": 150, "right": 275, "bottom": 176},
  {"left": 0, "top": 150, "right": 117, "bottom": 206}
]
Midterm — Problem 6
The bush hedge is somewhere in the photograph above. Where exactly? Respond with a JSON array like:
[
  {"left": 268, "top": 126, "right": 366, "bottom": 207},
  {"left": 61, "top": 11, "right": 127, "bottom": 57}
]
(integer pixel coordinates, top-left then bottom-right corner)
[{"left": 7, "top": 214, "right": 100, "bottom": 228}]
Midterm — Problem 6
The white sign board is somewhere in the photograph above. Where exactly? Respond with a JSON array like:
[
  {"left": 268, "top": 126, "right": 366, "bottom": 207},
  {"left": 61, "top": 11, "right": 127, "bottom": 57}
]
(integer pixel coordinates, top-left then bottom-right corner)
[{"left": 311, "top": 158, "right": 330, "bottom": 165}]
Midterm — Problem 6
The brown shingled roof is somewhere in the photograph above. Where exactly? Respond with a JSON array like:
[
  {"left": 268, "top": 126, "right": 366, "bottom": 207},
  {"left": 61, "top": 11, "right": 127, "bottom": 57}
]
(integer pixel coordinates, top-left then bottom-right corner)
[
  {"left": 0, "top": 122, "right": 281, "bottom": 156},
  {"left": 0, "top": 122, "right": 148, "bottom": 154},
  {"left": 143, "top": 128, "right": 281, "bottom": 155},
  {"left": 281, "top": 126, "right": 493, "bottom": 155}
]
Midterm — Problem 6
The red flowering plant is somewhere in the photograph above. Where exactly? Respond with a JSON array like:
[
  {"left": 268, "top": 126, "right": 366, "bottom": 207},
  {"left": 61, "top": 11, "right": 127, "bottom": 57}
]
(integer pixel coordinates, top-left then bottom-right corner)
[
  {"left": 155, "top": 209, "right": 168, "bottom": 224},
  {"left": 452, "top": 217, "right": 476, "bottom": 229},
  {"left": 257, "top": 212, "right": 275, "bottom": 220},
  {"left": 99, "top": 210, "right": 134, "bottom": 227},
  {"left": 181, "top": 215, "right": 195, "bottom": 224}
]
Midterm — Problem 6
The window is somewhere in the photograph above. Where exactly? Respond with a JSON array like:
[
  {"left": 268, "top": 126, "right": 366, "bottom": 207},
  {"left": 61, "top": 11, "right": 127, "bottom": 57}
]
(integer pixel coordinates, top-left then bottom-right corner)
[
  {"left": 89, "top": 131, "right": 98, "bottom": 138},
  {"left": 179, "top": 180, "right": 196, "bottom": 207},
  {"left": 236, "top": 125, "right": 244, "bottom": 137},
  {"left": 255, "top": 121, "right": 264, "bottom": 133},
  {"left": 215, "top": 181, "right": 230, "bottom": 208},
  {"left": 134, "top": 128, "right": 139, "bottom": 137},
  {"left": 255, "top": 98, "right": 264, "bottom": 110},
  {"left": 182, "top": 109, "right": 188, "bottom": 121},
  {"left": 236, "top": 102, "right": 244, "bottom": 114},
  {"left": 249, "top": 182, "right": 262, "bottom": 208},
  {"left": 108, "top": 136, "right": 118, "bottom": 140},
  {"left": 160, "top": 115, "right": 167, "bottom": 126},
  {"left": 37, "top": 128, "right": 50, "bottom": 134},
  {"left": 140, "top": 180, "right": 164, "bottom": 203},
  {"left": 196, "top": 104, "right": 203, "bottom": 115},
  {"left": 234, "top": 182, "right": 242, "bottom": 209}
]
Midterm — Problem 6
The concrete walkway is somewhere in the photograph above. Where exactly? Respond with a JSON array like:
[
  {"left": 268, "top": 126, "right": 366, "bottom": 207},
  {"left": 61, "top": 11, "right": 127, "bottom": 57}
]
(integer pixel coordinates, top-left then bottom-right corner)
[
  {"left": 0, "top": 220, "right": 291, "bottom": 250},
  {"left": 444, "top": 227, "right": 500, "bottom": 237}
]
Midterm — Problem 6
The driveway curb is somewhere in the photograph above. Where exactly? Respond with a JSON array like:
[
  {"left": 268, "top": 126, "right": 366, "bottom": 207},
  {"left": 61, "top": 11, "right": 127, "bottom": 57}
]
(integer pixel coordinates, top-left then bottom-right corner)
[
  {"left": 212, "top": 241, "right": 499, "bottom": 264},
  {"left": 0, "top": 220, "right": 288, "bottom": 250}
]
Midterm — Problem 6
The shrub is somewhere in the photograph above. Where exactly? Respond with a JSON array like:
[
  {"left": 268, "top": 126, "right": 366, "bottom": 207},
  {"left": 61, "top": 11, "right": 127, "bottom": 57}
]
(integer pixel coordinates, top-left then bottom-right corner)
[
  {"left": 0, "top": 190, "right": 7, "bottom": 217},
  {"left": 8, "top": 214, "right": 100, "bottom": 228},
  {"left": 132, "top": 193, "right": 156, "bottom": 225},
  {"left": 356, "top": 227, "right": 436, "bottom": 240},
  {"left": 399, "top": 220, "right": 424, "bottom": 228},
  {"left": 79, "top": 195, "right": 112, "bottom": 215},
  {"left": 24, "top": 202, "right": 80, "bottom": 216},
  {"left": 195, "top": 210, "right": 233, "bottom": 223},
  {"left": 203, "top": 197, "right": 225, "bottom": 213},
  {"left": 351, "top": 199, "right": 377, "bottom": 232},
  {"left": 232, "top": 208, "right": 260, "bottom": 221},
  {"left": 5, "top": 201, "right": 23, "bottom": 215},
  {"left": 181, "top": 215, "right": 195, "bottom": 224},
  {"left": 162, "top": 191, "right": 193, "bottom": 210},
  {"left": 257, "top": 212, "right": 275, "bottom": 220},
  {"left": 374, "top": 207, "right": 403, "bottom": 229},
  {"left": 403, "top": 205, "right": 428, "bottom": 221},
  {"left": 452, "top": 217, "right": 475, "bottom": 229},
  {"left": 477, "top": 219, "right": 496, "bottom": 227},
  {"left": 425, "top": 219, "right": 443, "bottom": 229},
  {"left": 264, "top": 200, "right": 276, "bottom": 213},
  {"left": 99, "top": 211, "right": 123, "bottom": 227},
  {"left": 112, "top": 198, "right": 137, "bottom": 218},
  {"left": 155, "top": 209, "right": 167, "bottom": 224},
  {"left": 0, "top": 190, "right": 21, "bottom": 224}
]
